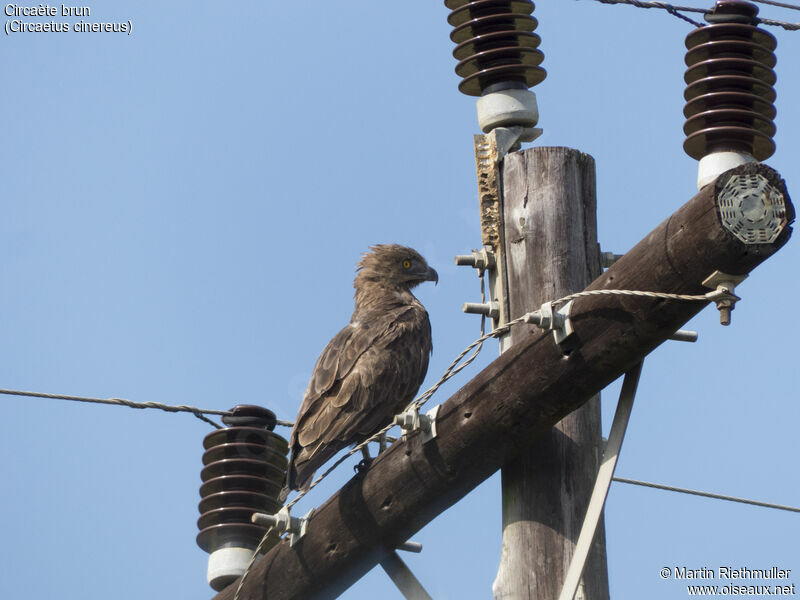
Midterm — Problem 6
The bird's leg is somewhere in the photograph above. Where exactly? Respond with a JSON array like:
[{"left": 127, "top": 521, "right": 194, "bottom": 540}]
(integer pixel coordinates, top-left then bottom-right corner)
[{"left": 354, "top": 445, "right": 373, "bottom": 475}]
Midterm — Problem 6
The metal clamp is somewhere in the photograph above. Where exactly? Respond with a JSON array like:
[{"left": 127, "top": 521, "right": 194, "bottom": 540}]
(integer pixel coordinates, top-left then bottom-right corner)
[
  {"left": 523, "top": 300, "right": 575, "bottom": 346},
  {"left": 393, "top": 405, "right": 440, "bottom": 444},
  {"left": 702, "top": 270, "right": 748, "bottom": 326},
  {"left": 251, "top": 506, "right": 312, "bottom": 547}
]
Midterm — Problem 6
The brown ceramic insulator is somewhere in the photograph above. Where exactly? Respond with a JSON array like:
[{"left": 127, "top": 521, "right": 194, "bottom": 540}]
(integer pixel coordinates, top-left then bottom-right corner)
[
  {"left": 685, "top": 40, "right": 776, "bottom": 69},
  {"left": 196, "top": 407, "right": 288, "bottom": 555},
  {"left": 684, "top": 75, "right": 775, "bottom": 104},
  {"left": 683, "top": 91, "right": 775, "bottom": 121},
  {"left": 685, "top": 58, "right": 775, "bottom": 88},
  {"left": 683, "top": 0, "right": 777, "bottom": 160},
  {"left": 445, "top": 0, "right": 545, "bottom": 97}
]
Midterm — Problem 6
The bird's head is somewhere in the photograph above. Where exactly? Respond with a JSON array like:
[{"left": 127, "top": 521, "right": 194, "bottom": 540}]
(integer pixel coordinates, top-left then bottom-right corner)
[{"left": 355, "top": 244, "right": 438, "bottom": 290}]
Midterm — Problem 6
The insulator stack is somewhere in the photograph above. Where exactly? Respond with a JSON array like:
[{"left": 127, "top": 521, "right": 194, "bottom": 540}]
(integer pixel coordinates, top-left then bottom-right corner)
[
  {"left": 196, "top": 405, "right": 288, "bottom": 591},
  {"left": 683, "top": 0, "right": 777, "bottom": 189},
  {"left": 445, "top": 0, "right": 545, "bottom": 138}
]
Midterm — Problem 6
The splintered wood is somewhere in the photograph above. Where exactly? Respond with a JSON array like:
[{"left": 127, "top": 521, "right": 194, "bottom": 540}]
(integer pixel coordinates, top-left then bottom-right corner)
[{"left": 474, "top": 133, "right": 502, "bottom": 249}]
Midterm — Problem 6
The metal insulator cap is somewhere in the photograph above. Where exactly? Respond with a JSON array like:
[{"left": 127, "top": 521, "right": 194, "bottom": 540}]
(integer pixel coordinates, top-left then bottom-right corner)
[
  {"left": 683, "top": 0, "right": 777, "bottom": 161},
  {"left": 445, "top": 0, "right": 546, "bottom": 97},
  {"left": 197, "top": 406, "right": 289, "bottom": 591}
]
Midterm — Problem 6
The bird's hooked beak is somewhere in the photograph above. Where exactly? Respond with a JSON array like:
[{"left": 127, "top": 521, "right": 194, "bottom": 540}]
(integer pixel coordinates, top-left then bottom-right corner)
[{"left": 425, "top": 266, "right": 439, "bottom": 286}]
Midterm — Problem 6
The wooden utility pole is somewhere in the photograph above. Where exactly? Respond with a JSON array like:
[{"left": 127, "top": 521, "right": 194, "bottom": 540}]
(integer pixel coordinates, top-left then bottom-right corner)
[
  {"left": 212, "top": 163, "right": 792, "bottom": 600},
  {"left": 493, "top": 147, "right": 609, "bottom": 600}
]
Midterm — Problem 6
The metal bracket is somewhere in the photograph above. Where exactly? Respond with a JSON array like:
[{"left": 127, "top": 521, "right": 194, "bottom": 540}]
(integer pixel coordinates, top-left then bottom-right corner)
[
  {"left": 380, "top": 550, "right": 433, "bottom": 600},
  {"left": 523, "top": 300, "right": 575, "bottom": 347},
  {"left": 393, "top": 405, "right": 440, "bottom": 444},
  {"left": 457, "top": 248, "right": 502, "bottom": 325},
  {"left": 470, "top": 132, "right": 511, "bottom": 350},
  {"left": 396, "top": 541, "right": 423, "bottom": 553},
  {"left": 669, "top": 329, "right": 698, "bottom": 343},
  {"left": 558, "top": 361, "right": 644, "bottom": 600},
  {"left": 522, "top": 304, "right": 697, "bottom": 349},
  {"left": 491, "top": 125, "right": 541, "bottom": 158},
  {"left": 702, "top": 270, "right": 748, "bottom": 326},
  {"left": 251, "top": 506, "right": 313, "bottom": 547}
]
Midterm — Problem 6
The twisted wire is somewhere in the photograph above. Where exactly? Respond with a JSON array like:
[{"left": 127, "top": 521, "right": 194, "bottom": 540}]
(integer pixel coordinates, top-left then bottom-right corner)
[
  {"left": 554, "top": 288, "right": 710, "bottom": 305},
  {"left": 588, "top": 0, "right": 800, "bottom": 29},
  {"left": 759, "top": 15, "right": 800, "bottom": 28},
  {"left": 594, "top": 0, "right": 717, "bottom": 26},
  {"left": 0, "top": 387, "right": 294, "bottom": 429},
  {"left": 232, "top": 526, "right": 276, "bottom": 600},
  {"left": 751, "top": 0, "right": 800, "bottom": 11}
]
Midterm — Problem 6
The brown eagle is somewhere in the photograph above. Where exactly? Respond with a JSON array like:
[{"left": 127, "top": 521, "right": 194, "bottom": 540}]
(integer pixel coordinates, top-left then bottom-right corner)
[{"left": 286, "top": 244, "right": 437, "bottom": 492}]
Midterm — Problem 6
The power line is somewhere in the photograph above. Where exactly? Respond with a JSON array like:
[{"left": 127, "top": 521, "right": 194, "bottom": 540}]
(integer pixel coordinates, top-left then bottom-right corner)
[
  {"left": 193, "top": 413, "right": 225, "bottom": 429},
  {"left": 0, "top": 387, "right": 294, "bottom": 429},
  {"left": 233, "top": 525, "right": 277, "bottom": 600},
  {"left": 759, "top": 14, "right": 800, "bottom": 27},
  {"left": 557, "top": 288, "right": 709, "bottom": 304},
  {"left": 752, "top": 0, "right": 800, "bottom": 12},
  {"left": 594, "top": 0, "right": 708, "bottom": 26},
  {"left": 587, "top": 0, "right": 800, "bottom": 30},
  {"left": 613, "top": 476, "right": 800, "bottom": 513}
]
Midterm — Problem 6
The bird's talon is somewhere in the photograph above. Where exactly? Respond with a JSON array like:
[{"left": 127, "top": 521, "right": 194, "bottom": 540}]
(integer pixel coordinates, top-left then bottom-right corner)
[{"left": 353, "top": 457, "right": 373, "bottom": 474}]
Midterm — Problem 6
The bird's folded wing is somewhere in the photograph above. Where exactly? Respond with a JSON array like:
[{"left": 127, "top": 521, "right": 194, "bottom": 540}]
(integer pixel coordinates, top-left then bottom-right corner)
[{"left": 294, "top": 306, "right": 417, "bottom": 445}]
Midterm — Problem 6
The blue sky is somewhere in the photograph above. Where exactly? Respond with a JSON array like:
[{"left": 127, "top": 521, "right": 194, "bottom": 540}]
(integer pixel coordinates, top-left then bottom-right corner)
[{"left": 1, "top": 1, "right": 798, "bottom": 598}]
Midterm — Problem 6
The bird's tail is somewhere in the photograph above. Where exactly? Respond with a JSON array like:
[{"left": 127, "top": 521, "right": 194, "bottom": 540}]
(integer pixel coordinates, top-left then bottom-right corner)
[
  {"left": 277, "top": 461, "right": 311, "bottom": 503},
  {"left": 285, "top": 443, "right": 341, "bottom": 496},
  {"left": 287, "top": 457, "right": 318, "bottom": 494},
  {"left": 278, "top": 483, "right": 290, "bottom": 503}
]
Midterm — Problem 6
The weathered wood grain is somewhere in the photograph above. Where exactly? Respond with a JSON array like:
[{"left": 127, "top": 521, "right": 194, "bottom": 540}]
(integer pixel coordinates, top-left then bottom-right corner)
[{"left": 493, "top": 147, "right": 609, "bottom": 600}]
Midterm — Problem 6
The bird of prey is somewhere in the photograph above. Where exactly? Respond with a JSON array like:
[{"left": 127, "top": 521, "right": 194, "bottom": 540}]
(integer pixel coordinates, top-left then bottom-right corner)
[{"left": 286, "top": 244, "right": 438, "bottom": 492}]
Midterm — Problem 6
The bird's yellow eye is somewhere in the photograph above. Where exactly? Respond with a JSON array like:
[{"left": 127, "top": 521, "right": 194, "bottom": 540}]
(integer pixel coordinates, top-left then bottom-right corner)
[{"left": 402, "top": 260, "right": 411, "bottom": 269}]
